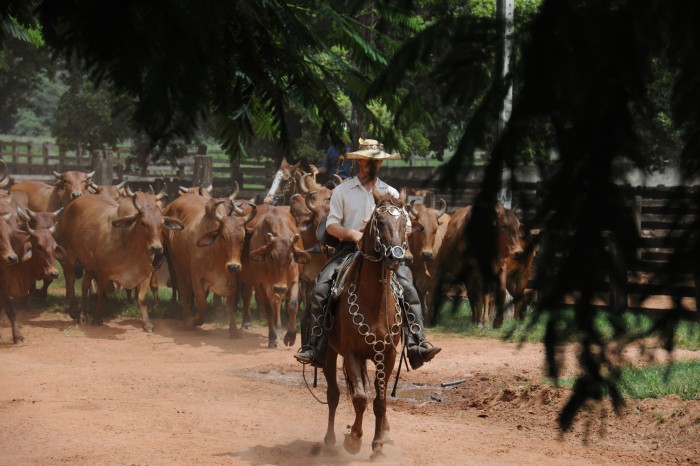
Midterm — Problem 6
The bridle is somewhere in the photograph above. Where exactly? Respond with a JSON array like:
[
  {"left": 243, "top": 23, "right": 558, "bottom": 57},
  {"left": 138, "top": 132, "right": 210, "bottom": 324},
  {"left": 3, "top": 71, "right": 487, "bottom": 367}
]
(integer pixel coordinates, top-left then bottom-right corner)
[{"left": 361, "top": 201, "right": 409, "bottom": 263}]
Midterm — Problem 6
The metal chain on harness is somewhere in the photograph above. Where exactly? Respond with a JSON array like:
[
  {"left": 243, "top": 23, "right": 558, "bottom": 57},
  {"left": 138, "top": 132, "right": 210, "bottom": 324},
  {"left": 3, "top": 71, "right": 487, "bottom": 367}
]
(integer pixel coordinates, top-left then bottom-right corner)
[
  {"left": 362, "top": 204, "right": 409, "bottom": 263},
  {"left": 346, "top": 272, "right": 403, "bottom": 399}
]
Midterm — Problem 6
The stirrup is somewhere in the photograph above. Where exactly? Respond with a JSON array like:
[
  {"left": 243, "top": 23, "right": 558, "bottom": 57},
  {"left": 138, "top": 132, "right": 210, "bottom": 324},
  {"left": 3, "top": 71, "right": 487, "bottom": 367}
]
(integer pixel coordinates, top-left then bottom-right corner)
[{"left": 294, "top": 345, "right": 324, "bottom": 368}]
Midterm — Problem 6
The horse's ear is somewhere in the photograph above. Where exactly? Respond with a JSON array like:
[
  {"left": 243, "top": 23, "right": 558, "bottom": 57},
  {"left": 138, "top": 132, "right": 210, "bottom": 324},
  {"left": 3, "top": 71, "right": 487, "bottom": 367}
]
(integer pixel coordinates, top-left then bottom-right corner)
[{"left": 372, "top": 187, "right": 383, "bottom": 204}]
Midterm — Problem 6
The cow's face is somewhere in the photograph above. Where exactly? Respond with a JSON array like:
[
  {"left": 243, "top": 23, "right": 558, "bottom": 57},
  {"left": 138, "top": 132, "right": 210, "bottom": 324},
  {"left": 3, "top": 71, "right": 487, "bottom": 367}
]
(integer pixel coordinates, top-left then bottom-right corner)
[
  {"left": 497, "top": 205, "right": 524, "bottom": 262},
  {"left": 112, "top": 192, "right": 184, "bottom": 256},
  {"left": 25, "top": 228, "right": 63, "bottom": 279},
  {"left": 54, "top": 170, "right": 94, "bottom": 204},
  {"left": 196, "top": 214, "right": 249, "bottom": 273}
]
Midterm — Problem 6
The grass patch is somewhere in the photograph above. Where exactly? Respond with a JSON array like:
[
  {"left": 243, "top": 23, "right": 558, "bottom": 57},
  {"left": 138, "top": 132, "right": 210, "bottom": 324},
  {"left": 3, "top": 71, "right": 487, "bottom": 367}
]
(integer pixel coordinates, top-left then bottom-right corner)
[
  {"left": 558, "top": 360, "right": 700, "bottom": 400},
  {"left": 429, "top": 300, "right": 700, "bottom": 350}
]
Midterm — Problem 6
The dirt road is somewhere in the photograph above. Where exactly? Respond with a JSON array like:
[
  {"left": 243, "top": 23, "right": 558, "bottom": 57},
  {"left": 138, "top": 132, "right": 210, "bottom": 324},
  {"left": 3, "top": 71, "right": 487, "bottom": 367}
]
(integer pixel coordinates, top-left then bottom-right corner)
[{"left": 1, "top": 309, "right": 698, "bottom": 465}]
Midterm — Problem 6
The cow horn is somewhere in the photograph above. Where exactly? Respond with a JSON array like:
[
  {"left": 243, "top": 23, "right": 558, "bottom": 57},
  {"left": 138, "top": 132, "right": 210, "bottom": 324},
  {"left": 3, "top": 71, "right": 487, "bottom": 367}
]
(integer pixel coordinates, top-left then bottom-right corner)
[
  {"left": 305, "top": 191, "right": 317, "bottom": 212},
  {"left": 52, "top": 207, "right": 64, "bottom": 217},
  {"left": 244, "top": 204, "right": 257, "bottom": 224},
  {"left": 0, "top": 160, "right": 8, "bottom": 187},
  {"left": 298, "top": 174, "right": 311, "bottom": 194},
  {"left": 266, "top": 232, "right": 274, "bottom": 244},
  {"left": 408, "top": 200, "right": 419, "bottom": 219},
  {"left": 53, "top": 170, "right": 62, "bottom": 180},
  {"left": 155, "top": 184, "right": 167, "bottom": 200},
  {"left": 228, "top": 181, "right": 239, "bottom": 201},
  {"left": 116, "top": 178, "right": 129, "bottom": 190},
  {"left": 17, "top": 206, "right": 30, "bottom": 223},
  {"left": 148, "top": 185, "right": 155, "bottom": 194},
  {"left": 125, "top": 185, "right": 136, "bottom": 198},
  {"left": 88, "top": 182, "right": 99, "bottom": 193},
  {"left": 26, "top": 222, "right": 35, "bottom": 235},
  {"left": 86, "top": 170, "right": 95, "bottom": 179},
  {"left": 332, "top": 174, "right": 343, "bottom": 186},
  {"left": 437, "top": 198, "right": 447, "bottom": 218},
  {"left": 179, "top": 186, "right": 189, "bottom": 194},
  {"left": 213, "top": 199, "right": 226, "bottom": 222}
]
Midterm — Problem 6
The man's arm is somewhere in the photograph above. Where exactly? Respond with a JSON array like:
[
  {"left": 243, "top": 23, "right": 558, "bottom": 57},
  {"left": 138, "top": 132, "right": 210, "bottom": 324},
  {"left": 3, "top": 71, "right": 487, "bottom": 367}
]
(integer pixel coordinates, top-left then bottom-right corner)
[{"left": 327, "top": 222, "right": 362, "bottom": 244}]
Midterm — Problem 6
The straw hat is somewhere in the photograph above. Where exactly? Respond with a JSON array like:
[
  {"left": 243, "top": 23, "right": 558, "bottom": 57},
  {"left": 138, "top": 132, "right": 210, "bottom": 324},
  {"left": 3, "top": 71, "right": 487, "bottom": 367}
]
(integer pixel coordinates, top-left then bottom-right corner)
[{"left": 345, "top": 138, "right": 401, "bottom": 160}]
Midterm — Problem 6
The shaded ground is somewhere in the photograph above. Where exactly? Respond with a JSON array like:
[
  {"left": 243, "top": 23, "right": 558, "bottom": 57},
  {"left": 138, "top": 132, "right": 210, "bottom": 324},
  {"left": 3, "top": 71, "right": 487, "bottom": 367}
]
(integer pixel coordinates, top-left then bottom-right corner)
[{"left": 1, "top": 307, "right": 698, "bottom": 466}]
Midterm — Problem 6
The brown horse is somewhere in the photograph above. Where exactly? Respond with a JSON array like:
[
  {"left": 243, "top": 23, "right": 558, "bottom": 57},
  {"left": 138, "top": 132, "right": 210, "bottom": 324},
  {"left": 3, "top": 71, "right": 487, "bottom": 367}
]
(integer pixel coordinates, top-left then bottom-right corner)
[{"left": 322, "top": 191, "right": 409, "bottom": 458}]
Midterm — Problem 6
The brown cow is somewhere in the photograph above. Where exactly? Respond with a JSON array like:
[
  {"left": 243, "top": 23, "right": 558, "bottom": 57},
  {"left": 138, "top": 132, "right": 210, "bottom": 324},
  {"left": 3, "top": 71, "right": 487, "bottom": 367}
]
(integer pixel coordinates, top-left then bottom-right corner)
[
  {"left": 289, "top": 174, "right": 335, "bottom": 312},
  {"left": 407, "top": 199, "right": 450, "bottom": 322},
  {"left": 16, "top": 207, "right": 64, "bottom": 298},
  {"left": 57, "top": 186, "right": 184, "bottom": 331},
  {"left": 240, "top": 206, "right": 310, "bottom": 348},
  {"left": 437, "top": 201, "right": 523, "bottom": 328},
  {"left": 0, "top": 220, "right": 64, "bottom": 343},
  {"left": 504, "top": 209, "right": 537, "bottom": 321},
  {"left": 10, "top": 169, "right": 95, "bottom": 212},
  {"left": 163, "top": 190, "right": 256, "bottom": 336}
]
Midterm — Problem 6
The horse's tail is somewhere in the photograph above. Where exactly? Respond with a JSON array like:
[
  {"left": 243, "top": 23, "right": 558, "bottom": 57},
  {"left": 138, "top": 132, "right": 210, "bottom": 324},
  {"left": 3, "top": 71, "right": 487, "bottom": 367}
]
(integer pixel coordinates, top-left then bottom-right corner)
[{"left": 342, "top": 360, "right": 369, "bottom": 397}]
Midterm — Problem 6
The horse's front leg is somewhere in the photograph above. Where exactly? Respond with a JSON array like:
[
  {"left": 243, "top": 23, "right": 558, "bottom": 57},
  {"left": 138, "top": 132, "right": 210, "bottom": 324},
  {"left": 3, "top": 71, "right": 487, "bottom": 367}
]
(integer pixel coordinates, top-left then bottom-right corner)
[
  {"left": 323, "top": 348, "right": 340, "bottom": 447},
  {"left": 371, "top": 350, "right": 396, "bottom": 458},
  {"left": 343, "top": 355, "right": 367, "bottom": 455}
]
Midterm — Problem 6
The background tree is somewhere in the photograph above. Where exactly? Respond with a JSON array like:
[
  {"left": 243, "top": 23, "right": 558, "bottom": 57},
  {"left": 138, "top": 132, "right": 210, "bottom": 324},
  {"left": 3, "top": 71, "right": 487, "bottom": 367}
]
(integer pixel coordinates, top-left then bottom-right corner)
[{"left": 373, "top": 0, "right": 698, "bottom": 430}]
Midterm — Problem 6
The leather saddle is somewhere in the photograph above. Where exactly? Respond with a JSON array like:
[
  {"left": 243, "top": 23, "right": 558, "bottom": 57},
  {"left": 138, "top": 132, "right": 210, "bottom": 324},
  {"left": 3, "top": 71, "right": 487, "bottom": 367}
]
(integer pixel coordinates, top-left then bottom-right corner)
[{"left": 330, "top": 250, "right": 361, "bottom": 300}]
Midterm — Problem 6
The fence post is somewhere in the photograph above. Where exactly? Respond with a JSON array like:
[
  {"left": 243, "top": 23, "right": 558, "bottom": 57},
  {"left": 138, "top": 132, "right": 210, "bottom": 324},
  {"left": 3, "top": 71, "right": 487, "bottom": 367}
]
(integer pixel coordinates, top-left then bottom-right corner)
[
  {"left": 91, "top": 149, "right": 113, "bottom": 185},
  {"left": 608, "top": 232, "right": 628, "bottom": 312},
  {"left": 42, "top": 142, "right": 51, "bottom": 167},
  {"left": 11, "top": 141, "right": 20, "bottom": 165},
  {"left": 192, "top": 155, "right": 213, "bottom": 189}
]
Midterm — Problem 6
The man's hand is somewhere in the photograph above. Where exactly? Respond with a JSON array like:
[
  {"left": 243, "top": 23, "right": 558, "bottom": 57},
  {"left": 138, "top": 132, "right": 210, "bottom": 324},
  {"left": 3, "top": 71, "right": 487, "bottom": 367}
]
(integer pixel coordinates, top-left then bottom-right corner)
[{"left": 309, "top": 164, "right": 319, "bottom": 176}]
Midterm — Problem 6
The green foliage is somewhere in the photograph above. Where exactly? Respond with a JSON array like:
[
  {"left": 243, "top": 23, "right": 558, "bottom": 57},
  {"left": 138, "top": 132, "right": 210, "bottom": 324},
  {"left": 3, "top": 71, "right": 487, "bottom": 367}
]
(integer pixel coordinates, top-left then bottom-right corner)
[{"left": 51, "top": 74, "right": 132, "bottom": 151}]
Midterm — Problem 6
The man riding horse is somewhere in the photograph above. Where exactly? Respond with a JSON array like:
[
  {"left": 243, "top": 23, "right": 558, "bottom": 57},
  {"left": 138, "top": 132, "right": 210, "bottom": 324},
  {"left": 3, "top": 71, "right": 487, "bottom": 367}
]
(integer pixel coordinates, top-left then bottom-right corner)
[{"left": 295, "top": 139, "right": 441, "bottom": 370}]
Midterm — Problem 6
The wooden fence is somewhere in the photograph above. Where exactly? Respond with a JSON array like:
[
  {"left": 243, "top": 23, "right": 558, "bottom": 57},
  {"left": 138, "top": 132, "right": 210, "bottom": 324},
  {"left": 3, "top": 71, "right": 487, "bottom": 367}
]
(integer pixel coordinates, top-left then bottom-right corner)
[{"left": 0, "top": 139, "right": 697, "bottom": 316}]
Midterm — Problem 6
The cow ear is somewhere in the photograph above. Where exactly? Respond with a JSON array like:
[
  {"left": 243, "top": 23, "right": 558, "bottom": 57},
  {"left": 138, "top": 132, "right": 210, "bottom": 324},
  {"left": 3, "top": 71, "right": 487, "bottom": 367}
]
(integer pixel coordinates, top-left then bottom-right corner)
[
  {"left": 163, "top": 216, "right": 185, "bottom": 231},
  {"left": 54, "top": 245, "right": 66, "bottom": 262},
  {"left": 21, "top": 242, "right": 33, "bottom": 262},
  {"left": 249, "top": 244, "right": 268, "bottom": 262},
  {"left": 196, "top": 229, "right": 220, "bottom": 247},
  {"left": 112, "top": 215, "right": 137, "bottom": 228},
  {"left": 293, "top": 248, "right": 311, "bottom": 264}
]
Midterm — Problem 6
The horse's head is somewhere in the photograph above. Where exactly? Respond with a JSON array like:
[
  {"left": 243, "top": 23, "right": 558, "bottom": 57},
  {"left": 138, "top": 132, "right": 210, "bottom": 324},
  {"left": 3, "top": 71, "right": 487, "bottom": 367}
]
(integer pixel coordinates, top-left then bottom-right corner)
[{"left": 361, "top": 189, "right": 409, "bottom": 270}]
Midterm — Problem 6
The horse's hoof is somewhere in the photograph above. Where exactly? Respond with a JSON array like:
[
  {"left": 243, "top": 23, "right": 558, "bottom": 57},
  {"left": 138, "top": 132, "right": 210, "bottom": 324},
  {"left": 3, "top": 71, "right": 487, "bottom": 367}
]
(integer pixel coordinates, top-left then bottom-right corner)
[
  {"left": 343, "top": 433, "right": 362, "bottom": 455},
  {"left": 241, "top": 321, "right": 252, "bottom": 332},
  {"left": 283, "top": 331, "right": 296, "bottom": 347},
  {"left": 229, "top": 328, "right": 242, "bottom": 339},
  {"left": 193, "top": 316, "right": 204, "bottom": 327},
  {"left": 268, "top": 339, "right": 278, "bottom": 349},
  {"left": 324, "top": 433, "right": 336, "bottom": 447},
  {"left": 370, "top": 442, "right": 384, "bottom": 460},
  {"left": 142, "top": 324, "right": 154, "bottom": 333},
  {"left": 13, "top": 335, "right": 24, "bottom": 344}
]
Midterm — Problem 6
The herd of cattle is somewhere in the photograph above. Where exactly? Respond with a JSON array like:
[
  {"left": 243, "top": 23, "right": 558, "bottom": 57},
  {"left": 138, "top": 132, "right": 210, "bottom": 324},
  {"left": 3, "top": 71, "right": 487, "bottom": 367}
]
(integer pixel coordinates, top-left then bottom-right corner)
[{"left": 0, "top": 158, "right": 536, "bottom": 347}]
